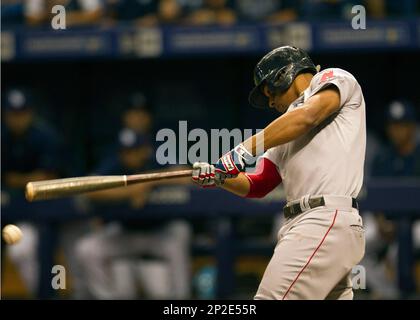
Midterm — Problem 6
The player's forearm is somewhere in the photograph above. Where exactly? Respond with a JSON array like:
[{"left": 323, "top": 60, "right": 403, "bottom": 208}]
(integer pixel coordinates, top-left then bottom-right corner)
[
  {"left": 243, "top": 107, "right": 316, "bottom": 154},
  {"left": 243, "top": 90, "right": 340, "bottom": 154},
  {"left": 219, "top": 173, "right": 250, "bottom": 197}
]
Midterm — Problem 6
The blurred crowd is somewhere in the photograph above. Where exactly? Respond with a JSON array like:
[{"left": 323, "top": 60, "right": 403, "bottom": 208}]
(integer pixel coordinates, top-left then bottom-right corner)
[
  {"left": 2, "top": 0, "right": 419, "bottom": 28},
  {"left": 2, "top": 85, "right": 420, "bottom": 299}
]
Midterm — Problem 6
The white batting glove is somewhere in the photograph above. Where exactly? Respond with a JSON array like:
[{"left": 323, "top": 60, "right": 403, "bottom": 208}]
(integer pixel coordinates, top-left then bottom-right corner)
[{"left": 192, "top": 162, "right": 224, "bottom": 188}]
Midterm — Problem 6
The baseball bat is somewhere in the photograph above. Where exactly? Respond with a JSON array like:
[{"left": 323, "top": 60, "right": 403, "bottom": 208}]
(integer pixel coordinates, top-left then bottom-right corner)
[{"left": 25, "top": 169, "right": 193, "bottom": 202}]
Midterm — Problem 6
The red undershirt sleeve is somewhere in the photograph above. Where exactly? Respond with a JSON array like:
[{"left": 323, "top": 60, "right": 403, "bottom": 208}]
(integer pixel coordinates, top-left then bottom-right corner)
[{"left": 244, "top": 157, "right": 282, "bottom": 198}]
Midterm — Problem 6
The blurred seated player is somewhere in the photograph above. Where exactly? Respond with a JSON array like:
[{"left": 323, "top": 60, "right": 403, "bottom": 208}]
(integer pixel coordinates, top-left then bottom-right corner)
[
  {"left": 1, "top": 88, "right": 61, "bottom": 295},
  {"left": 234, "top": 0, "right": 297, "bottom": 24},
  {"left": 121, "top": 92, "right": 153, "bottom": 135},
  {"left": 75, "top": 128, "right": 191, "bottom": 299},
  {"left": 186, "top": 0, "right": 236, "bottom": 26},
  {"left": 105, "top": 0, "right": 182, "bottom": 26},
  {"left": 99, "top": 92, "right": 153, "bottom": 160},
  {"left": 362, "top": 100, "right": 420, "bottom": 299},
  {"left": 2, "top": 88, "right": 60, "bottom": 192},
  {"left": 25, "top": 0, "right": 104, "bottom": 27}
]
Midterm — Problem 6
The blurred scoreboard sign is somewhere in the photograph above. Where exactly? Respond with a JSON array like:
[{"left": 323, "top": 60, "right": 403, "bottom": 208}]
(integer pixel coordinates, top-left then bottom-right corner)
[
  {"left": 2, "top": 19, "right": 419, "bottom": 61},
  {"left": 3, "top": 29, "right": 116, "bottom": 60},
  {"left": 164, "top": 26, "right": 261, "bottom": 55},
  {"left": 314, "top": 20, "right": 415, "bottom": 49}
]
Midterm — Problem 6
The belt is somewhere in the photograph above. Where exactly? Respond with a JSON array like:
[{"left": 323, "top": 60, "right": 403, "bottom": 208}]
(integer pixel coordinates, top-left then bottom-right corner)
[{"left": 283, "top": 196, "right": 358, "bottom": 220}]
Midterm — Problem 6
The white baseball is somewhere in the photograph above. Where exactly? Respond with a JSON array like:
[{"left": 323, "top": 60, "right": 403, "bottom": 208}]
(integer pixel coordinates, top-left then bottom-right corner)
[{"left": 2, "top": 224, "right": 23, "bottom": 245}]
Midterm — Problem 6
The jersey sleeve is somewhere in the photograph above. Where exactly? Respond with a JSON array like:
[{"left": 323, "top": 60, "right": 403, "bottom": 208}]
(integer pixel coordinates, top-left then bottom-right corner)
[
  {"left": 261, "top": 146, "right": 282, "bottom": 175},
  {"left": 308, "top": 68, "right": 360, "bottom": 108}
]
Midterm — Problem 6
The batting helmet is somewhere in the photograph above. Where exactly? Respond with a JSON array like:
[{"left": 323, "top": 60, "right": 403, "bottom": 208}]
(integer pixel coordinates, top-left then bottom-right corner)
[{"left": 248, "top": 46, "right": 318, "bottom": 109}]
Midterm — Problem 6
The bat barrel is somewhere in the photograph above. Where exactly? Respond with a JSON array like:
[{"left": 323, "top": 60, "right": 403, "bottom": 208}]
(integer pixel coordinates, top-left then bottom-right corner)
[{"left": 25, "top": 176, "right": 127, "bottom": 202}]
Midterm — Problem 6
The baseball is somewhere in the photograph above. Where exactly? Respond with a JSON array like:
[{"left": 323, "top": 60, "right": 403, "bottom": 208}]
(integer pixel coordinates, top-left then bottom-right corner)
[{"left": 2, "top": 224, "right": 23, "bottom": 245}]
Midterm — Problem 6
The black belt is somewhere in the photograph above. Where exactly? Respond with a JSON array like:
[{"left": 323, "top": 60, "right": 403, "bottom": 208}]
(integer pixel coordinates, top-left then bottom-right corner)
[{"left": 283, "top": 196, "right": 358, "bottom": 220}]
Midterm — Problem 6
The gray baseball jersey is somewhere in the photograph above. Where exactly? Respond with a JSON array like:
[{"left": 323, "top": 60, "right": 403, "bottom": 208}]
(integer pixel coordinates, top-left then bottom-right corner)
[
  {"left": 262, "top": 68, "right": 366, "bottom": 202},
  {"left": 255, "top": 68, "right": 366, "bottom": 300}
]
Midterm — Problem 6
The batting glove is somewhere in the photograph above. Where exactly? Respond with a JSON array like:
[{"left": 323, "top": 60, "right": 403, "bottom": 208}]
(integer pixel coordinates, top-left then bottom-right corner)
[
  {"left": 192, "top": 162, "right": 225, "bottom": 188},
  {"left": 215, "top": 143, "right": 253, "bottom": 179}
]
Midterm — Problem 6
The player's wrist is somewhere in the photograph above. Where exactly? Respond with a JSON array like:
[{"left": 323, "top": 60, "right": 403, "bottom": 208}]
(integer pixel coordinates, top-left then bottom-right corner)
[
  {"left": 215, "top": 143, "right": 253, "bottom": 176},
  {"left": 233, "top": 143, "right": 253, "bottom": 167}
]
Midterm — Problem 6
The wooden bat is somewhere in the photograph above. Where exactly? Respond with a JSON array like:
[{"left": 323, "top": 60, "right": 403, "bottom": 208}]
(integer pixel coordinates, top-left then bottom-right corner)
[{"left": 25, "top": 169, "right": 193, "bottom": 202}]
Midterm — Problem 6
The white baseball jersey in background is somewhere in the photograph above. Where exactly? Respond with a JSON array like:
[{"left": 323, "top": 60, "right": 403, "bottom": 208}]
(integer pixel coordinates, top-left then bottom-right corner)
[{"left": 263, "top": 68, "right": 366, "bottom": 202}]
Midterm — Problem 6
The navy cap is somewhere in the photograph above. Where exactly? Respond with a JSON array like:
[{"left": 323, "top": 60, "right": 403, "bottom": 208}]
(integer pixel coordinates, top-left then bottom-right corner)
[
  {"left": 118, "top": 128, "right": 151, "bottom": 149},
  {"left": 3, "top": 88, "right": 32, "bottom": 111},
  {"left": 386, "top": 100, "right": 417, "bottom": 123}
]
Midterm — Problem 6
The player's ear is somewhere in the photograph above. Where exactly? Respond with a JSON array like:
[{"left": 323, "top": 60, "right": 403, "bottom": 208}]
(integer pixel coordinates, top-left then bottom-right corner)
[
  {"left": 262, "top": 84, "right": 270, "bottom": 98},
  {"left": 272, "top": 65, "right": 295, "bottom": 92}
]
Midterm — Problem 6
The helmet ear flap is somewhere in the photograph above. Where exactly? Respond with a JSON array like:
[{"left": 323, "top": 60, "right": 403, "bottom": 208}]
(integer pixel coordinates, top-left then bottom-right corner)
[{"left": 269, "top": 64, "right": 294, "bottom": 93}]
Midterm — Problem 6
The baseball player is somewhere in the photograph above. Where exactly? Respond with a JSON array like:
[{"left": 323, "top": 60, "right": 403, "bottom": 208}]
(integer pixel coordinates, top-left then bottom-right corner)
[{"left": 192, "top": 46, "right": 366, "bottom": 300}]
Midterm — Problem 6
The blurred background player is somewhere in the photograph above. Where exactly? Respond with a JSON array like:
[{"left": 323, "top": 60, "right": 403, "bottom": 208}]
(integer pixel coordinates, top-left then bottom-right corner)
[
  {"left": 1, "top": 87, "right": 61, "bottom": 295},
  {"left": 362, "top": 100, "right": 420, "bottom": 299},
  {"left": 96, "top": 92, "right": 154, "bottom": 161},
  {"left": 121, "top": 92, "right": 153, "bottom": 135},
  {"left": 75, "top": 128, "right": 192, "bottom": 299}
]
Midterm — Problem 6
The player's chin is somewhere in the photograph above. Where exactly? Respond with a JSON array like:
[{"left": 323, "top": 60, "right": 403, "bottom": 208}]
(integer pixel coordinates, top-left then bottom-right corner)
[{"left": 274, "top": 105, "right": 285, "bottom": 113}]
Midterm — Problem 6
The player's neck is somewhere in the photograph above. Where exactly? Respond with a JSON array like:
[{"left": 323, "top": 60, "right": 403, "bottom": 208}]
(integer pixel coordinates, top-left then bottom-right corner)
[{"left": 293, "top": 73, "right": 313, "bottom": 98}]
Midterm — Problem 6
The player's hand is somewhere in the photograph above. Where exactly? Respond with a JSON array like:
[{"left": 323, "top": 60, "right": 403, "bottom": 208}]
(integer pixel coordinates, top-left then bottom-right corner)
[
  {"left": 215, "top": 143, "right": 253, "bottom": 178},
  {"left": 192, "top": 162, "right": 225, "bottom": 188}
]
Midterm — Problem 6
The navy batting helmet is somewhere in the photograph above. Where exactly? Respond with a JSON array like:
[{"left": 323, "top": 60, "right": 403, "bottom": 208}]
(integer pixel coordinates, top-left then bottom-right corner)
[{"left": 248, "top": 46, "right": 318, "bottom": 109}]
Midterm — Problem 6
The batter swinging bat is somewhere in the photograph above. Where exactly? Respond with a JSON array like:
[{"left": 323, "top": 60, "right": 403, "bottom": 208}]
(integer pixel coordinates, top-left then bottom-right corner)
[{"left": 25, "top": 170, "right": 193, "bottom": 202}]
